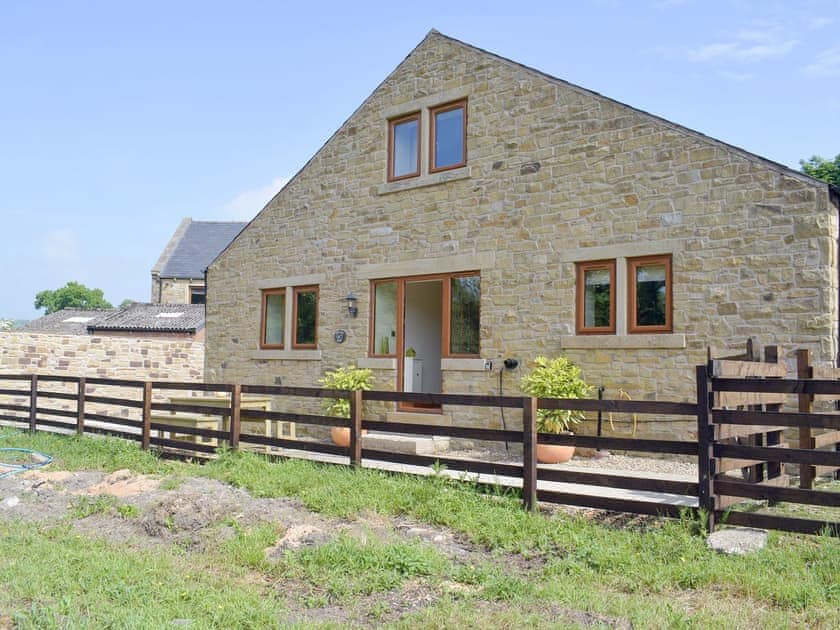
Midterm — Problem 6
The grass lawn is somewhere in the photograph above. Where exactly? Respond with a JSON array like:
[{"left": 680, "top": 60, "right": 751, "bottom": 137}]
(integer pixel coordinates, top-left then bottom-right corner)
[{"left": 0, "top": 430, "right": 838, "bottom": 628}]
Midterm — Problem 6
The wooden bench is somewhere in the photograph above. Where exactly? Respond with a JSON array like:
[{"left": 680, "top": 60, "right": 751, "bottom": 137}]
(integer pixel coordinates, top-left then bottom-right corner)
[{"left": 152, "top": 414, "right": 219, "bottom": 446}]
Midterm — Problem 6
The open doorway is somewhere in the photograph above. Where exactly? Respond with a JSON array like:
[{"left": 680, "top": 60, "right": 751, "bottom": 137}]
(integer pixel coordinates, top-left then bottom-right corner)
[{"left": 402, "top": 280, "right": 443, "bottom": 410}]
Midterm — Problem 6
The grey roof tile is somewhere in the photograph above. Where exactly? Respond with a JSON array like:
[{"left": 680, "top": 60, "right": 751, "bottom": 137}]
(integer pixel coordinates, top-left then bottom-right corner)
[
  {"left": 88, "top": 303, "right": 205, "bottom": 333},
  {"left": 160, "top": 221, "right": 246, "bottom": 279},
  {"left": 19, "top": 308, "right": 116, "bottom": 335}
]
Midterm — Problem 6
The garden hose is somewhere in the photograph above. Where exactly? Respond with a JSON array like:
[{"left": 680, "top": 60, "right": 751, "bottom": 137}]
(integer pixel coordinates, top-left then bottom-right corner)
[
  {"left": 608, "top": 389, "right": 638, "bottom": 437},
  {"left": 0, "top": 447, "right": 53, "bottom": 478}
]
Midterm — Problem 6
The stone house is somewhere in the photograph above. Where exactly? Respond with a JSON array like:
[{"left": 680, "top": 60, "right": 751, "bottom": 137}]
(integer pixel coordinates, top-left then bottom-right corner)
[
  {"left": 152, "top": 218, "right": 246, "bottom": 304},
  {"left": 204, "top": 30, "right": 840, "bottom": 435}
]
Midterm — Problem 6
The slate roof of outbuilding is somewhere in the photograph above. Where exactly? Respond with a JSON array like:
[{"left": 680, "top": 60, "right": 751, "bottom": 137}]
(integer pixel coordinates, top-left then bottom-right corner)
[
  {"left": 159, "top": 221, "right": 246, "bottom": 279},
  {"left": 19, "top": 308, "right": 116, "bottom": 335},
  {"left": 88, "top": 303, "right": 205, "bottom": 333}
]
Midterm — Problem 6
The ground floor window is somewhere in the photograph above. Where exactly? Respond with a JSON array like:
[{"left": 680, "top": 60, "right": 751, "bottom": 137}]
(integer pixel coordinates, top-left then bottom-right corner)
[
  {"left": 260, "top": 285, "right": 319, "bottom": 350},
  {"left": 575, "top": 254, "right": 672, "bottom": 335},
  {"left": 369, "top": 272, "right": 480, "bottom": 359}
]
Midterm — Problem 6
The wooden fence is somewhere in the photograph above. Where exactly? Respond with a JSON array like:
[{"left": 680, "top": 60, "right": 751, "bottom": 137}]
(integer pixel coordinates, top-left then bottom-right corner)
[{"left": 1, "top": 364, "right": 838, "bottom": 536}]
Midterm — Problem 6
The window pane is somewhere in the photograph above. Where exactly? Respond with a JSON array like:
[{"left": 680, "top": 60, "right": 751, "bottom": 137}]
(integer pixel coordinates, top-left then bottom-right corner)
[
  {"left": 264, "top": 293, "right": 285, "bottom": 346},
  {"left": 584, "top": 269, "right": 611, "bottom": 328},
  {"left": 190, "top": 289, "right": 206, "bottom": 305},
  {"left": 635, "top": 264, "right": 666, "bottom": 326},
  {"left": 295, "top": 290, "right": 317, "bottom": 345},
  {"left": 373, "top": 282, "right": 397, "bottom": 355},
  {"left": 434, "top": 106, "right": 464, "bottom": 169},
  {"left": 392, "top": 119, "right": 418, "bottom": 177},
  {"left": 450, "top": 276, "right": 480, "bottom": 355}
]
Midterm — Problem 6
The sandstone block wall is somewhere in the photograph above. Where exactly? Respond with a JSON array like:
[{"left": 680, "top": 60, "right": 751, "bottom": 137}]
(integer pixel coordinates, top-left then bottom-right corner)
[{"left": 205, "top": 32, "right": 838, "bottom": 439}]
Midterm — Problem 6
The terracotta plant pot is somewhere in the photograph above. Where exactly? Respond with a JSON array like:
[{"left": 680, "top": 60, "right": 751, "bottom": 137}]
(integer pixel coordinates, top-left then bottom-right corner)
[
  {"left": 330, "top": 427, "right": 367, "bottom": 448},
  {"left": 536, "top": 443, "right": 575, "bottom": 464}
]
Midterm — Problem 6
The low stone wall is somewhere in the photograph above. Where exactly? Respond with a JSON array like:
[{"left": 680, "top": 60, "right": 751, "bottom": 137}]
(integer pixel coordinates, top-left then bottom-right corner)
[{"left": 0, "top": 331, "right": 203, "bottom": 381}]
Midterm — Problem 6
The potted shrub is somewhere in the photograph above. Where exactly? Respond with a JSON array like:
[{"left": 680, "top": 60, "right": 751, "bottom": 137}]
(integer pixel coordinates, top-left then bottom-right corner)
[
  {"left": 319, "top": 365, "right": 374, "bottom": 447},
  {"left": 520, "top": 356, "right": 592, "bottom": 464}
]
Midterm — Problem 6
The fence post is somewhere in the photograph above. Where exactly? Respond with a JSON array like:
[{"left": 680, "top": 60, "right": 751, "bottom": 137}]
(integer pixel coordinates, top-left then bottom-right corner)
[
  {"left": 229, "top": 384, "right": 241, "bottom": 450},
  {"left": 696, "top": 364, "right": 716, "bottom": 532},
  {"left": 141, "top": 382, "right": 152, "bottom": 450},
  {"left": 796, "top": 349, "right": 815, "bottom": 489},
  {"left": 522, "top": 396, "right": 538, "bottom": 511},
  {"left": 76, "top": 377, "right": 86, "bottom": 435},
  {"left": 28, "top": 374, "right": 38, "bottom": 433},
  {"left": 349, "top": 389, "right": 363, "bottom": 468}
]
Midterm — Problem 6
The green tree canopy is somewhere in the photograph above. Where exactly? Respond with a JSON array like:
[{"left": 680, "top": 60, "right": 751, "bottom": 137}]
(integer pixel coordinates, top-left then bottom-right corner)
[
  {"left": 34, "top": 282, "right": 113, "bottom": 314},
  {"left": 800, "top": 154, "right": 840, "bottom": 188}
]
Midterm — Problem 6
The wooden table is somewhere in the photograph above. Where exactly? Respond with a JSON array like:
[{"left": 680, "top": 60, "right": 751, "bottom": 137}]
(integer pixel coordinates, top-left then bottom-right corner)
[{"left": 167, "top": 395, "right": 295, "bottom": 451}]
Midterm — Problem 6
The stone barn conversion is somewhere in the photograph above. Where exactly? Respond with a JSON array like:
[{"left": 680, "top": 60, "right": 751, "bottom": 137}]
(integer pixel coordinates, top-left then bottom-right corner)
[{"left": 204, "top": 30, "right": 840, "bottom": 434}]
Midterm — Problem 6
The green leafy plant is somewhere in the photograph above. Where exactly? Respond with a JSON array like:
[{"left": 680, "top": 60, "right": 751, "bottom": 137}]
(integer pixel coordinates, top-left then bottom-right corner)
[
  {"left": 519, "top": 356, "right": 592, "bottom": 433},
  {"left": 318, "top": 365, "right": 374, "bottom": 418},
  {"left": 405, "top": 346, "right": 417, "bottom": 357}
]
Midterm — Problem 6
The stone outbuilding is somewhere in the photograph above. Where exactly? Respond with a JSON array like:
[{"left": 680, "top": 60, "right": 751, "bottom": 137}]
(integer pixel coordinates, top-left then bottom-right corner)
[
  {"left": 204, "top": 30, "right": 840, "bottom": 435},
  {"left": 152, "top": 218, "right": 246, "bottom": 304}
]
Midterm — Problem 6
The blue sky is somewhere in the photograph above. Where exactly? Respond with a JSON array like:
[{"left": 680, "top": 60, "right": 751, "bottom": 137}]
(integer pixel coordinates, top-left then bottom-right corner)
[{"left": 1, "top": 0, "right": 838, "bottom": 320}]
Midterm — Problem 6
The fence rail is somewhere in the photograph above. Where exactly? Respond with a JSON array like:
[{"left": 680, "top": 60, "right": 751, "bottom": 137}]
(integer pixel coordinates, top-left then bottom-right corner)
[{"left": 1, "top": 362, "right": 838, "bottom": 536}]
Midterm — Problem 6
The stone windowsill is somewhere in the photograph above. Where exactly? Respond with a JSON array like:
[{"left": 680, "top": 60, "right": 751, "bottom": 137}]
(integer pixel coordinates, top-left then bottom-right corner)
[
  {"left": 559, "top": 334, "right": 686, "bottom": 350},
  {"left": 251, "top": 349, "right": 323, "bottom": 361},
  {"left": 441, "top": 358, "right": 489, "bottom": 371},
  {"left": 377, "top": 166, "right": 471, "bottom": 195},
  {"left": 357, "top": 357, "right": 398, "bottom": 370}
]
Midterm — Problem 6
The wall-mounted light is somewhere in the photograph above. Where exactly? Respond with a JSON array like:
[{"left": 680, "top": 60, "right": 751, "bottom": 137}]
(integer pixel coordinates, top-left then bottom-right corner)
[{"left": 345, "top": 292, "right": 358, "bottom": 318}]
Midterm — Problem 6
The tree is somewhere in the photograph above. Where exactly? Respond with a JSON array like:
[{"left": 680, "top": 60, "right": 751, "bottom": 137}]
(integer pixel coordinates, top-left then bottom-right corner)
[
  {"left": 34, "top": 281, "right": 113, "bottom": 314},
  {"left": 800, "top": 154, "right": 840, "bottom": 188},
  {"left": 0, "top": 319, "right": 13, "bottom": 332}
]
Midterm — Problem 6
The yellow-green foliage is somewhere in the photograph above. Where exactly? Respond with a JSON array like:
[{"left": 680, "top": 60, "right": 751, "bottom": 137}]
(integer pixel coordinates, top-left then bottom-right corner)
[
  {"left": 519, "top": 356, "right": 592, "bottom": 433},
  {"left": 319, "top": 365, "right": 374, "bottom": 418}
]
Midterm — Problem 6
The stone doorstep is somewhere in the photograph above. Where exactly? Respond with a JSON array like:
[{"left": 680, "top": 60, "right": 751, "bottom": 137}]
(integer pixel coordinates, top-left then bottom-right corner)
[
  {"left": 363, "top": 432, "right": 450, "bottom": 456},
  {"left": 385, "top": 411, "right": 453, "bottom": 427}
]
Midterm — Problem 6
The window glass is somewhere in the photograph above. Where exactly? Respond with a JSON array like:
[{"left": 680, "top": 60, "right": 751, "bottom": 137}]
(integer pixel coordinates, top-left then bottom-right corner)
[
  {"left": 373, "top": 282, "right": 397, "bottom": 355},
  {"left": 392, "top": 118, "right": 419, "bottom": 178},
  {"left": 294, "top": 289, "right": 317, "bottom": 346},
  {"left": 433, "top": 105, "right": 464, "bottom": 170},
  {"left": 634, "top": 263, "right": 667, "bottom": 326},
  {"left": 190, "top": 287, "right": 206, "bottom": 305},
  {"left": 450, "top": 275, "right": 480, "bottom": 355},
  {"left": 584, "top": 269, "right": 611, "bottom": 328},
  {"left": 263, "top": 292, "right": 285, "bottom": 346}
]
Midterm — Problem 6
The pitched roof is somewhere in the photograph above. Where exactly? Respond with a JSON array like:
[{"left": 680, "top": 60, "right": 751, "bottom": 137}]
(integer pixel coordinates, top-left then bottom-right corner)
[
  {"left": 88, "top": 303, "right": 205, "bottom": 333},
  {"left": 19, "top": 308, "right": 116, "bottom": 335},
  {"left": 158, "top": 220, "right": 246, "bottom": 279}
]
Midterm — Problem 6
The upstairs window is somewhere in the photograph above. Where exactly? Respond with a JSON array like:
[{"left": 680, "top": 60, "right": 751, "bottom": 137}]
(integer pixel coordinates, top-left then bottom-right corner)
[
  {"left": 388, "top": 112, "right": 420, "bottom": 181},
  {"left": 430, "top": 100, "right": 466, "bottom": 172},
  {"left": 190, "top": 285, "right": 206, "bottom": 305}
]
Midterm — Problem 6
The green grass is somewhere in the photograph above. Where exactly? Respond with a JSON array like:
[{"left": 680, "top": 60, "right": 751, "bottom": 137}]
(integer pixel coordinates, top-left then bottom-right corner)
[{"left": 1, "top": 430, "right": 839, "bottom": 628}]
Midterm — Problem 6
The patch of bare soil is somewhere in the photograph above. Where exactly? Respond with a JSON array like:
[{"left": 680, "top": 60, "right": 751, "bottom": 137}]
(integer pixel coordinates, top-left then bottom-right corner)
[{"left": 0, "top": 467, "right": 631, "bottom": 627}]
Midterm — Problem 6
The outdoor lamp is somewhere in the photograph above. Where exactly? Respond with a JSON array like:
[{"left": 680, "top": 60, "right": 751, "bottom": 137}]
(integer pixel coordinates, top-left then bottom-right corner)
[{"left": 345, "top": 292, "right": 358, "bottom": 318}]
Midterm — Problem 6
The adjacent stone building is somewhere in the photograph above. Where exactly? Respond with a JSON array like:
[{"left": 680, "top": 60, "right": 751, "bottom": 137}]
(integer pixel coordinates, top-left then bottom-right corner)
[
  {"left": 152, "top": 218, "right": 246, "bottom": 304},
  {"left": 205, "top": 31, "right": 840, "bottom": 435}
]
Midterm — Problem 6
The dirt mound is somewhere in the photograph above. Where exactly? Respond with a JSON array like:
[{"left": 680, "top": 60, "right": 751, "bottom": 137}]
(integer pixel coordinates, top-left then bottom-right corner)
[{"left": 75, "top": 469, "right": 160, "bottom": 497}]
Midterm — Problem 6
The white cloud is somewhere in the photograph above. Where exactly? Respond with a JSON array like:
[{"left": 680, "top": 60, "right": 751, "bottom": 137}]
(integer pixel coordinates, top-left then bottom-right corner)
[
  {"left": 687, "top": 23, "right": 796, "bottom": 63},
  {"left": 39, "top": 228, "right": 81, "bottom": 265},
  {"left": 221, "top": 176, "right": 289, "bottom": 220},
  {"left": 718, "top": 70, "right": 754, "bottom": 82},
  {"left": 808, "top": 16, "right": 834, "bottom": 30},
  {"left": 805, "top": 47, "right": 840, "bottom": 77}
]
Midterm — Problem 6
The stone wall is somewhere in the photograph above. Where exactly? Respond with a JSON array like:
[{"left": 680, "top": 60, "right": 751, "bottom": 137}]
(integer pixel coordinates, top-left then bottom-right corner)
[
  {"left": 154, "top": 278, "right": 204, "bottom": 305},
  {"left": 0, "top": 331, "right": 205, "bottom": 431},
  {"left": 205, "top": 32, "right": 838, "bottom": 439}
]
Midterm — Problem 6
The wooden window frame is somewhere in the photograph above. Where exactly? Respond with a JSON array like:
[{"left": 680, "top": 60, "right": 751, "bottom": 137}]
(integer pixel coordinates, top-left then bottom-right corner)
[
  {"left": 429, "top": 99, "right": 467, "bottom": 174},
  {"left": 189, "top": 285, "right": 206, "bottom": 304},
  {"left": 444, "top": 271, "right": 481, "bottom": 358},
  {"left": 367, "top": 271, "right": 481, "bottom": 360},
  {"left": 387, "top": 111, "right": 421, "bottom": 182},
  {"left": 292, "top": 285, "right": 319, "bottom": 349},
  {"left": 259, "top": 288, "right": 285, "bottom": 350},
  {"left": 369, "top": 279, "right": 400, "bottom": 358},
  {"left": 575, "top": 260, "right": 616, "bottom": 335},
  {"left": 627, "top": 254, "right": 672, "bottom": 334}
]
